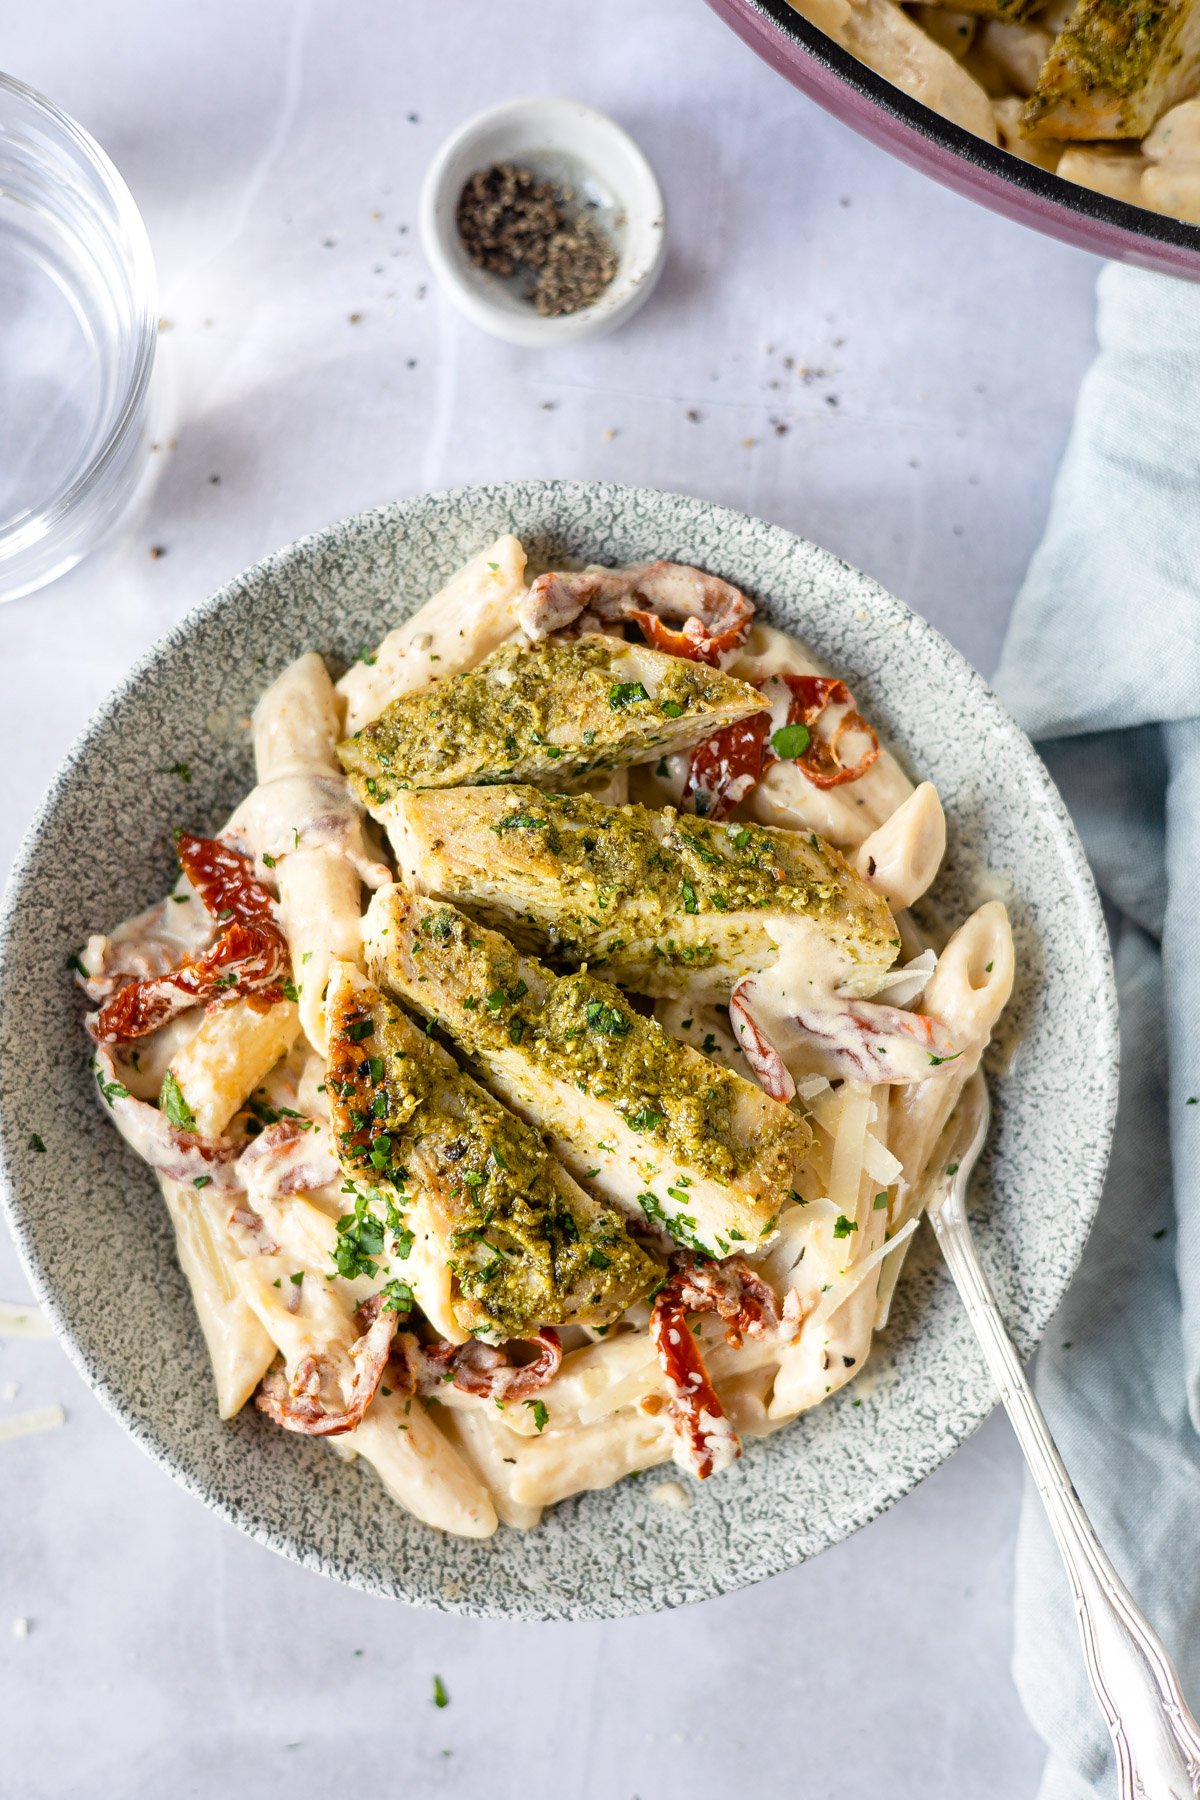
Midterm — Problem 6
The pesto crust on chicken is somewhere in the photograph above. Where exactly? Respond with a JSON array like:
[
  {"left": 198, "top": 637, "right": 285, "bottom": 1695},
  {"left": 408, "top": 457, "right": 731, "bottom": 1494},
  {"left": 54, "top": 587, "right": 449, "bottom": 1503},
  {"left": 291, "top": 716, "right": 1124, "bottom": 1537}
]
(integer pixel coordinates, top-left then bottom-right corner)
[
  {"left": 1023, "top": 0, "right": 1200, "bottom": 139},
  {"left": 326, "top": 964, "right": 659, "bottom": 1340},
  {"left": 337, "top": 635, "right": 769, "bottom": 808},
  {"left": 386, "top": 784, "right": 900, "bottom": 1001},
  {"left": 363, "top": 887, "right": 812, "bottom": 1258}
]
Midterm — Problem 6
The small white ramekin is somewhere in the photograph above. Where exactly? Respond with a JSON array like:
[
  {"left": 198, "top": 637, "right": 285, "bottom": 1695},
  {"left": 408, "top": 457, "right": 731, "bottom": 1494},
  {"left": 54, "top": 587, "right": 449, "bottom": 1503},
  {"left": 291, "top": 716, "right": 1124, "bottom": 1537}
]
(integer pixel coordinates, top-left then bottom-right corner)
[{"left": 419, "top": 96, "right": 667, "bottom": 349}]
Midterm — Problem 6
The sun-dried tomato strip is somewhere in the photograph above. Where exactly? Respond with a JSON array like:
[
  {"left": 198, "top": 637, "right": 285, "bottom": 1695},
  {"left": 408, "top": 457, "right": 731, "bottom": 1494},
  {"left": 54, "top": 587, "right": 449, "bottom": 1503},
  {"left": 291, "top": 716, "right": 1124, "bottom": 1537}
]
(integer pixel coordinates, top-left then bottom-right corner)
[
  {"left": 177, "top": 831, "right": 280, "bottom": 926},
  {"left": 627, "top": 606, "right": 751, "bottom": 668},
  {"left": 651, "top": 1289, "right": 732, "bottom": 1479},
  {"left": 397, "top": 1329, "right": 563, "bottom": 1402},
  {"left": 729, "top": 981, "right": 797, "bottom": 1104},
  {"left": 94, "top": 835, "right": 289, "bottom": 1043},
  {"left": 776, "top": 674, "right": 880, "bottom": 790},
  {"left": 661, "top": 1252, "right": 781, "bottom": 1348},
  {"left": 255, "top": 1304, "right": 398, "bottom": 1438},
  {"left": 649, "top": 1253, "right": 781, "bottom": 1479},
  {"left": 683, "top": 671, "right": 880, "bottom": 817},
  {"left": 681, "top": 712, "right": 770, "bottom": 820}
]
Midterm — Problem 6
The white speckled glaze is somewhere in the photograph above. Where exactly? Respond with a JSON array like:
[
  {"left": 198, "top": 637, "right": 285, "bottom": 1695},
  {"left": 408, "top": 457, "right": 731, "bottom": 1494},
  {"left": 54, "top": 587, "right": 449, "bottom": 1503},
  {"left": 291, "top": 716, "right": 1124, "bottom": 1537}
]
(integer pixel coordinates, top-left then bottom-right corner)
[{"left": 0, "top": 482, "right": 1118, "bottom": 1620}]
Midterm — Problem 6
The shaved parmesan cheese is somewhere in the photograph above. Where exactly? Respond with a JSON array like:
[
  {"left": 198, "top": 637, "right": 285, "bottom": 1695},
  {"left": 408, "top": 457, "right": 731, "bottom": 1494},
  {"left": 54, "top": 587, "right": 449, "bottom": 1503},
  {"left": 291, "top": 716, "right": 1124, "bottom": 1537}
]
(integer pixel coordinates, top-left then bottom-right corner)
[
  {"left": 862, "top": 1132, "right": 903, "bottom": 1186},
  {"left": 577, "top": 1343, "right": 660, "bottom": 1425},
  {"left": 0, "top": 1301, "right": 51, "bottom": 1339},
  {"left": 0, "top": 1405, "right": 65, "bottom": 1444},
  {"left": 808, "top": 1218, "right": 920, "bottom": 1330},
  {"left": 848, "top": 947, "right": 937, "bottom": 1007}
]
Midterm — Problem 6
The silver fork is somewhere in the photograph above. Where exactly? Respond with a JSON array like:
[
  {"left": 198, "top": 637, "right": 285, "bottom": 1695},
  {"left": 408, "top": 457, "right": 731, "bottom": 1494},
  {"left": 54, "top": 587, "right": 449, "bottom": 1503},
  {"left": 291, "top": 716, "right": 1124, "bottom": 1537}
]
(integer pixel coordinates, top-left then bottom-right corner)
[{"left": 928, "top": 1074, "right": 1200, "bottom": 1800}]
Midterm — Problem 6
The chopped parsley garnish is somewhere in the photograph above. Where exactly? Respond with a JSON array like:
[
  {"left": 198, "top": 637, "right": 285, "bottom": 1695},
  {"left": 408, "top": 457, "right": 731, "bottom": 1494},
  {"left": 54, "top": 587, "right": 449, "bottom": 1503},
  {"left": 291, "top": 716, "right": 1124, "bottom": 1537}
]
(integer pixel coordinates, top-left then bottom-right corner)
[
  {"left": 159, "top": 1070, "right": 196, "bottom": 1132},
  {"left": 771, "top": 723, "right": 811, "bottom": 761},
  {"left": 624, "top": 1106, "right": 664, "bottom": 1133},
  {"left": 525, "top": 1399, "right": 549, "bottom": 1432},
  {"left": 193, "top": 1175, "right": 212, "bottom": 1190},
  {"left": 637, "top": 1190, "right": 665, "bottom": 1225},
  {"left": 832, "top": 1214, "right": 858, "bottom": 1239},
  {"left": 681, "top": 879, "right": 698, "bottom": 914},
  {"left": 873, "top": 1192, "right": 888, "bottom": 1210},
  {"left": 491, "top": 812, "right": 547, "bottom": 835},
  {"left": 280, "top": 980, "right": 300, "bottom": 1003},
  {"left": 929, "top": 1051, "right": 963, "bottom": 1067},
  {"left": 92, "top": 1062, "right": 130, "bottom": 1107},
  {"left": 587, "top": 1248, "right": 611, "bottom": 1269},
  {"left": 289, "top": 1270, "right": 304, "bottom": 1287},
  {"left": 262, "top": 852, "right": 277, "bottom": 869},
  {"left": 27, "top": 1134, "right": 45, "bottom": 1153},
  {"left": 333, "top": 1191, "right": 386, "bottom": 1279},
  {"left": 609, "top": 680, "right": 650, "bottom": 709},
  {"left": 676, "top": 831, "right": 722, "bottom": 866},
  {"left": 432, "top": 1675, "right": 449, "bottom": 1709},
  {"left": 508, "top": 1016, "right": 524, "bottom": 1044},
  {"left": 380, "top": 1279, "right": 414, "bottom": 1314},
  {"left": 660, "top": 699, "right": 684, "bottom": 718},
  {"left": 65, "top": 953, "right": 90, "bottom": 979},
  {"left": 346, "top": 1017, "right": 375, "bottom": 1043},
  {"left": 585, "top": 999, "right": 630, "bottom": 1037},
  {"left": 357, "top": 646, "right": 377, "bottom": 665},
  {"left": 156, "top": 761, "right": 192, "bottom": 782}
]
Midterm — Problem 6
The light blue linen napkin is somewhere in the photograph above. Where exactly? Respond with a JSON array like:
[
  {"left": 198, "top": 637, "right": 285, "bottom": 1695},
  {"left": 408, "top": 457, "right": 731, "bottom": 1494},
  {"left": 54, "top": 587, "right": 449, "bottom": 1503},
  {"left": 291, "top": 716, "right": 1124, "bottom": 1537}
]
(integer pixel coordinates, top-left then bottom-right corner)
[{"left": 992, "top": 261, "right": 1200, "bottom": 1800}]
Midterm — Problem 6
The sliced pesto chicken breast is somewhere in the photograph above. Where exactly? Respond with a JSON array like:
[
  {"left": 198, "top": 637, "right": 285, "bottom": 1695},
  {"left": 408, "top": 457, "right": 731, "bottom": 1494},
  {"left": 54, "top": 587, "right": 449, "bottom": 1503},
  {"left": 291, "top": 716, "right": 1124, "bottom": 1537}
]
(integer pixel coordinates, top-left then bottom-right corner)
[
  {"left": 337, "top": 635, "right": 768, "bottom": 810},
  {"left": 386, "top": 785, "right": 900, "bottom": 1003},
  {"left": 1024, "top": 0, "right": 1200, "bottom": 139},
  {"left": 325, "top": 963, "right": 659, "bottom": 1342},
  {"left": 363, "top": 888, "right": 811, "bottom": 1258}
]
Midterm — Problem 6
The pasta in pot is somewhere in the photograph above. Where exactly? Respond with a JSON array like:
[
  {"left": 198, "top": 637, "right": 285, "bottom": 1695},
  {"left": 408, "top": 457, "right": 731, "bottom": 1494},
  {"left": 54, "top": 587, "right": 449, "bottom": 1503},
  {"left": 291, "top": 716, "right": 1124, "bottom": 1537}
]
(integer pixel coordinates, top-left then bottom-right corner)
[
  {"left": 786, "top": 0, "right": 1200, "bottom": 226},
  {"left": 72, "top": 538, "right": 1015, "bottom": 1539}
]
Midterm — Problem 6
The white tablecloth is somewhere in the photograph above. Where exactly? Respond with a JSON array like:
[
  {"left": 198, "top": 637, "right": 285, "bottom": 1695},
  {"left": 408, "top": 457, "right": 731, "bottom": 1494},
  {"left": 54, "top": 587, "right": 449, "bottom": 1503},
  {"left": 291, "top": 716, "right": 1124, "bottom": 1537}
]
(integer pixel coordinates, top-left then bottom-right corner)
[{"left": 0, "top": 3, "right": 1102, "bottom": 1795}]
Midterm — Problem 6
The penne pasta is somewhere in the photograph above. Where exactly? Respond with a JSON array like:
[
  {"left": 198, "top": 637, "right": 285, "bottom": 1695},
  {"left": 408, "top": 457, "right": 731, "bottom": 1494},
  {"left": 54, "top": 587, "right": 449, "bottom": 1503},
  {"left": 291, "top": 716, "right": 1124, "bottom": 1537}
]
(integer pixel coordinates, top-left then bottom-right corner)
[
  {"left": 159, "top": 1177, "right": 275, "bottom": 1418},
  {"left": 166, "top": 997, "right": 302, "bottom": 1140},
  {"left": 854, "top": 782, "right": 946, "bottom": 911},
  {"left": 337, "top": 533, "right": 528, "bottom": 735},
  {"left": 242, "top": 651, "right": 383, "bottom": 1052},
  {"left": 345, "top": 1392, "right": 499, "bottom": 1538}
]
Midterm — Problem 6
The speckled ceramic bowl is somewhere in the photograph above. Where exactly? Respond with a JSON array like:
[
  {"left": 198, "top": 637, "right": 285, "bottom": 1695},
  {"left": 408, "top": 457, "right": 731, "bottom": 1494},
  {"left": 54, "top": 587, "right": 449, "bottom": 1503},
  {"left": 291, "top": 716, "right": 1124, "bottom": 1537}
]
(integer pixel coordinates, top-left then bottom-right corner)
[{"left": 0, "top": 481, "right": 1117, "bottom": 1619}]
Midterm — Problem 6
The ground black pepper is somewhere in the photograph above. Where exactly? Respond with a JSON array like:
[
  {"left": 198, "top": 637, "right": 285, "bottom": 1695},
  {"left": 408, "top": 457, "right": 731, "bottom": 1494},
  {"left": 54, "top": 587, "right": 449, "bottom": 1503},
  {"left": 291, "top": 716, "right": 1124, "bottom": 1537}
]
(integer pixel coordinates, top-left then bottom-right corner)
[{"left": 456, "top": 162, "right": 617, "bottom": 318}]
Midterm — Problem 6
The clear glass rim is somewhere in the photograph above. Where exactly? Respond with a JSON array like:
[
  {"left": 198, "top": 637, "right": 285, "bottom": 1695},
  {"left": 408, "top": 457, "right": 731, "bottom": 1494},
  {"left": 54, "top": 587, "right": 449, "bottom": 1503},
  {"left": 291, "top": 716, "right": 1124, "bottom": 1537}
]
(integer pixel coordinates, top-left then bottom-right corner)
[{"left": 0, "top": 70, "right": 158, "bottom": 557}]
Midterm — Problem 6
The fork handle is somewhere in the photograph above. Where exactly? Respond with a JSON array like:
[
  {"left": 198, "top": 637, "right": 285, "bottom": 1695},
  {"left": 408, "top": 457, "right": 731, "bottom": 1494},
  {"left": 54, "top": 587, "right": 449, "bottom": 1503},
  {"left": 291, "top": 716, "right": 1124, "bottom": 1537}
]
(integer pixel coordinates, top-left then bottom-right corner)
[{"left": 930, "top": 1198, "right": 1200, "bottom": 1800}]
